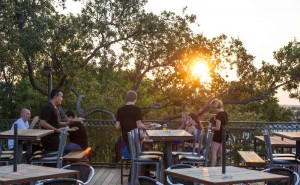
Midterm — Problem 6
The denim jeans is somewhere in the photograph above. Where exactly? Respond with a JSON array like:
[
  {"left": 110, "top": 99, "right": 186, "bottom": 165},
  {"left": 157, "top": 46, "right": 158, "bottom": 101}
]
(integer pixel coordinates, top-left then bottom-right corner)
[{"left": 63, "top": 142, "right": 82, "bottom": 155}]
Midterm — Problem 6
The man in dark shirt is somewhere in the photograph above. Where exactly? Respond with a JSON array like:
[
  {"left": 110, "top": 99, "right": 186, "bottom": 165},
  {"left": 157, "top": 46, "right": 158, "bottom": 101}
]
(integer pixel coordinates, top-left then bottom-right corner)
[
  {"left": 63, "top": 111, "right": 88, "bottom": 155},
  {"left": 115, "top": 90, "right": 153, "bottom": 183},
  {"left": 40, "top": 89, "right": 64, "bottom": 151},
  {"left": 115, "top": 90, "right": 153, "bottom": 150}
]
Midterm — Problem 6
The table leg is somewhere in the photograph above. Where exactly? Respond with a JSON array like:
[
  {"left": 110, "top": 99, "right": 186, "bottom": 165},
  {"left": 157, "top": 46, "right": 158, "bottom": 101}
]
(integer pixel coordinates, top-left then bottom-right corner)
[
  {"left": 254, "top": 138, "right": 257, "bottom": 153},
  {"left": 296, "top": 141, "right": 300, "bottom": 159},
  {"left": 164, "top": 141, "right": 172, "bottom": 168},
  {"left": 163, "top": 171, "right": 167, "bottom": 185},
  {"left": 17, "top": 141, "right": 23, "bottom": 163},
  {"left": 26, "top": 141, "right": 32, "bottom": 163}
]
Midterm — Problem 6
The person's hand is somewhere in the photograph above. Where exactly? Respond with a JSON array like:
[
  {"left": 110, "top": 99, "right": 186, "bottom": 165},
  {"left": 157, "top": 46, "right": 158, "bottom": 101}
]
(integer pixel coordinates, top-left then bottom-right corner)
[
  {"left": 148, "top": 124, "right": 155, "bottom": 130},
  {"left": 68, "top": 127, "right": 79, "bottom": 131},
  {"left": 32, "top": 116, "right": 39, "bottom": 123}
]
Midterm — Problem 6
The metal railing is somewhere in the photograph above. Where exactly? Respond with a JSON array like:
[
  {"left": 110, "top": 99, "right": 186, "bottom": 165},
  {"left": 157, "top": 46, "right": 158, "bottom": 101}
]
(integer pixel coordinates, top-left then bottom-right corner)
[{"left": 0, "top": 119, "right": 299, "bottom": 166}]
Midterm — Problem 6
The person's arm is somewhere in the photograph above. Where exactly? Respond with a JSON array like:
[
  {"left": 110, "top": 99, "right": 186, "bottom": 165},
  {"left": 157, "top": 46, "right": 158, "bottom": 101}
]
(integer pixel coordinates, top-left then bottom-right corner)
[
  {"left": 178, "top": 123, "right": 185, "bottom": 130},
  {"left": 29, "top": 116, "right": 39, "bottom": 129},
  {"left": 40, "top": 120, "right": 61, "bottom": 133},
  {"left": 211, "top": 119, "right": 221, "bottom": 131},
  {"left": 115, "top": 121, "right": 121, "bottom": 130},
  {"left": 136, "top": 120, "right": 153, "bottom": 130}
]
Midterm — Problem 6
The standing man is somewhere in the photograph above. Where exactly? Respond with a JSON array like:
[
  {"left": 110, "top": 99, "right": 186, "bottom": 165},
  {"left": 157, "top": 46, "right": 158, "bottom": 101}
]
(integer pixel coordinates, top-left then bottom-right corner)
[
  {"left": 115, "top": 90, "right": 153, "bottom": 150},
  {"left": 115, "top": 90, "right": 153, "bottom": 184},
  {"left": 40, "top": 89, "right": 64, "bottom": 151},
  {"left": 8, "top": 108, "right": 39, "bottom": 150}
]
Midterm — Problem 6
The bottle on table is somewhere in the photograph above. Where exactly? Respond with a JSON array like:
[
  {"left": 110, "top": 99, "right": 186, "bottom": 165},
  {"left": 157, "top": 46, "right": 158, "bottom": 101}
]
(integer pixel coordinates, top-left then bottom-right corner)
[{"left": 162, "top": 123, "right": 168, "bottom": 130}]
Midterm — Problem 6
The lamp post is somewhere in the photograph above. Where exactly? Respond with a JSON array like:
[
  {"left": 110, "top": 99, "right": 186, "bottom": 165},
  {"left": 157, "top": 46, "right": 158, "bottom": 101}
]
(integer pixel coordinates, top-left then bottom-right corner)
[{"left": 42, "top": 61, "right": 53, "bottom": 101}]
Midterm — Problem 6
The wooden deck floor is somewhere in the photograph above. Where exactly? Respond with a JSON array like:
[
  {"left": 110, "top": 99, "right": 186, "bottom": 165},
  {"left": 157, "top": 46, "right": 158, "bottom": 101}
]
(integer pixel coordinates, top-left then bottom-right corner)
[
  {"left": 87, "top": 167, "right": 266, "bottom": 185},
  {"left": 88, "top": 167, "right": 129, "bottom": 185}
]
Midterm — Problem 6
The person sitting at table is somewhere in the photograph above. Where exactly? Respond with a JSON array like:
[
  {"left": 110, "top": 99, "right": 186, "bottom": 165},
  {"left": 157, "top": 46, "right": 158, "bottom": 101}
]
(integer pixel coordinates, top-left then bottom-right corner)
[
  {"left": 172, "top": 113, "right": 202, "bottom": 151},
  {"left": 179, "top": 113, "right": 202, "bottom": 152},
  {"left": 8, "top": 108, "right": 42, "bottom": 152},
  {"left": 171, "top": 112, "right": 189, "bottom": 151},
  {"left": 63, "top": 110, "right": 88, "bottom": 155},
  {"left": 207, "top": 99, "right": 228, "bottom": 167}
]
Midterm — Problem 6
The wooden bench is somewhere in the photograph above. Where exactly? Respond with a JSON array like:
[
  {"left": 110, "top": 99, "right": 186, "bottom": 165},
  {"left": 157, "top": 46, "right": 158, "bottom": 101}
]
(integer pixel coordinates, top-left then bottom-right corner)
[
  {"left": 62, "top": 147, "right": 92, "bottom": 164},
  {"left": 237, "top": 151, "right": 266, "bottom": 169}
]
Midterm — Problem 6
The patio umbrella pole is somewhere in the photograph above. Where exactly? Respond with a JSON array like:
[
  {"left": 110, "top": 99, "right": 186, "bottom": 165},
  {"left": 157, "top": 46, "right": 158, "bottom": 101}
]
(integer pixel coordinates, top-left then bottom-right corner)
[
  {"left": 13, "top": 124, "right": 18, "bottom": 172},
  {"left": 222, "top": 126, "right": 226, "bottom": 174}
]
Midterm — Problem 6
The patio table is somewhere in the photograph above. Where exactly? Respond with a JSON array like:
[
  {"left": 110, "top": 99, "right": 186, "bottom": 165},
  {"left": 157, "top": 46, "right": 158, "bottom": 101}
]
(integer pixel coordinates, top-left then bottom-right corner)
[
  {"left": 0, "top": 164, "right": 79, "bottom": 185},
  {"left": 146, "top": 130, "right": 193, "bottom": 168},
  {"left": 254, "top": 135, "right": 296, "bottom": 153},
  {"left": 0, "top": 129, "right": 54, "bottom": 163},
  {"left": 273, "top": 132, "right": 300, "bottom": 159},
  {"left": 163, "top": 166, "right": 289, "bottom": 185}
]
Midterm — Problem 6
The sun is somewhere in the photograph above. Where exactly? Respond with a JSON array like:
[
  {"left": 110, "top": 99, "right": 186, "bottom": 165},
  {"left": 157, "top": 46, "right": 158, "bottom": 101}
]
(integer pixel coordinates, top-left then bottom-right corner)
[{"left": 191, "top": 61, "right": 211, "bottom": 83}]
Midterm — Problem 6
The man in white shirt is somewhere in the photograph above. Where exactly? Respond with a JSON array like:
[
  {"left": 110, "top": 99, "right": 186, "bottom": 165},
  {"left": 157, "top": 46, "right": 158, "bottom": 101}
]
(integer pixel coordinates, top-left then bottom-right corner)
[{"left": 8, "top": 108, "right": 39, "bottom": 149}]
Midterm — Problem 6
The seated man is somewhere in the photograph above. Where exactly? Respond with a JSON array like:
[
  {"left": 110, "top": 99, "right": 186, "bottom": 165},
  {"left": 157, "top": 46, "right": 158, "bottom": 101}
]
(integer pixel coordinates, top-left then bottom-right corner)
[
  {"left": 8, "top": 108, "right": 42, "bottom": 152},
  {"left": 63, "top": 111, "right": 88, "bottom": 155}
]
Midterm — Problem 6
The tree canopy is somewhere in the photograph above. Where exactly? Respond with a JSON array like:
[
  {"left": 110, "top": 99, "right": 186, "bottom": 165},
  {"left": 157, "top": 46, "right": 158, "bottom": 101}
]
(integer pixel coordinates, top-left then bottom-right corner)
[{"left": 0, "top": 0, "right": 298, "bottom": 121}]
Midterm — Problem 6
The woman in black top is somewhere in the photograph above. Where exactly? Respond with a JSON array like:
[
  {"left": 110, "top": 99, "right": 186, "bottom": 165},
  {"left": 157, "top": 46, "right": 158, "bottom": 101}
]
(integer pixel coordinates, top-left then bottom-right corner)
[
  {"left": 207, "top": 99, "right": 228, "bottom": 167},
  {"left": 63, "top": 111, "right": 88, "bottom": 155}
]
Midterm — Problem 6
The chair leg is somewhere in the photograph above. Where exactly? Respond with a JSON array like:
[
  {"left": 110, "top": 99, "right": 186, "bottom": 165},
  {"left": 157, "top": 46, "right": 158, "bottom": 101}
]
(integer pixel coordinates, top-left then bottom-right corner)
[
  {"left": 130, "top": 163, "right": 135, "bottom": 185},
  {"left": 121, "top": 159, "right": 124, "bottom": 185},
  {"left": 136, "top": 164, "right": 141, "bottom": 181},
  {"left": 156, "top": 163, "right": 160, "bottom": 182}
]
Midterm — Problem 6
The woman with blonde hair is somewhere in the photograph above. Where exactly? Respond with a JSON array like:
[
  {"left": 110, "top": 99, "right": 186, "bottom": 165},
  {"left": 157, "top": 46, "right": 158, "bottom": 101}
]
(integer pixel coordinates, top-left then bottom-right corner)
[{"left": 208, "top": 99, "right": 228, "bottom": 166}]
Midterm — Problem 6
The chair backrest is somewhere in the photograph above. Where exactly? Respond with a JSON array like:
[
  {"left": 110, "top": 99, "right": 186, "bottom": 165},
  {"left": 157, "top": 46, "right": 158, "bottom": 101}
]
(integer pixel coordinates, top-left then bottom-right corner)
[
  {"left": 194, "top": 129, "right": 204, "bottom": 156},
  {"left": 167, "top": 164, "right": 194, "bottom": 185},
  {"left": 202, "top": 131, "right": 213, "bottom": 166},
  {"left": 262, "top": 167, "right": 300, "bottom": 185},
  {"left": 127, "top": 131, "right": 137, "bottom": 160},
  {"left": 62, "top": 163, "right": 94, "bottom": 185},
  {"left": 57, "top": 128, "right": 68, "bottom": 168},
  {"left": 41, "top": 178, "right": 83, "bottom": 185},
  {"left": 263, "top": 133, "right": 274, "bottom": 165},
  {"left": 136, "top": 176, "right": 163, "bottom": 185},
  {"left": 133, "top": 128, "right": 142, "bottom": 156}
]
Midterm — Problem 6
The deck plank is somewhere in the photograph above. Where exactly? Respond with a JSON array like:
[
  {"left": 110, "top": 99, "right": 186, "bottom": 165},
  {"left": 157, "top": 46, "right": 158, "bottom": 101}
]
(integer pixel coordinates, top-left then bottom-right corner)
[{"left": 88, "top": 167, "right": 128, "bottom": 185}]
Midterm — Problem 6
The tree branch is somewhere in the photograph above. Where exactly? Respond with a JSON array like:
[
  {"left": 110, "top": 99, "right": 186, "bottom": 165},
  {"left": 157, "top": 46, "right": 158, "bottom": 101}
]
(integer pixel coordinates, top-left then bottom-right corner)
[{"left": 25, "top": 56, "right": 47, "bottom": 95}]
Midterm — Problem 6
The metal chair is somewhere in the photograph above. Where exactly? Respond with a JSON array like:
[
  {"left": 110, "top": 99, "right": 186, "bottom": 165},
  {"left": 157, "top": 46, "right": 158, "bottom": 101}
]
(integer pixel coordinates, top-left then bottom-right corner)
[
  {"left": 178, "top": 131, "right": 213, "bottom": 167},
  {"left": 133, "top": 128, "right": 164, "bottom": 157},
  {"left": 0, "top": 152, "right": 13, "bottom": 165},
  {"left": 166, "top": 164, "right": 194, "bottom": 185},
  {"left": 61, "top": 162, "right": 94, "bottom": 185},
  {"left": 172, "top": 129, "right": 203, "bottom": 163},
  {"left": 264, "top": 134, "right": 300, "bottom": 168},
  {"left": 136, "top": 176, "right": 163, "bottom": 185},
  {"left": 262, "top": 167, "right": 300, "bottom": 185},
  {"left": 0, "top": 143, "right": 13, "bottom": 165},
  {"left": 38, "top": 178, "right": 84, "bottom": 185},
  {"left": 127, "top": 131, "right": 162, "bottom": 185},
  {"left": 31, "top": 128, "right": 68, "bottom": 168}
]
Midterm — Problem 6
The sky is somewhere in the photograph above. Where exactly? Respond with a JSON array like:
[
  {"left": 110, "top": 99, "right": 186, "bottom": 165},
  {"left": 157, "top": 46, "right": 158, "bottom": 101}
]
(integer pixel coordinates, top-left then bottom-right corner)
[
  {"left": 63, "top": 0, "right": 300, "bottom": 105},
  {"left": 144, "top": 0, "right": 300, "bottom": 105}
]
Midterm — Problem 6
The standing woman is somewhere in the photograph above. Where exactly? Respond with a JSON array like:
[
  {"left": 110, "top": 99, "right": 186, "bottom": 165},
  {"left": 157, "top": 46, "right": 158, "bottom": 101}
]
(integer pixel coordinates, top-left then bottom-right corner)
[{"left": 208, "top": 99, "right": 228, "bottom": 167}]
